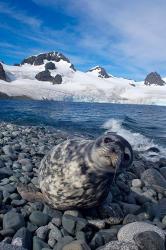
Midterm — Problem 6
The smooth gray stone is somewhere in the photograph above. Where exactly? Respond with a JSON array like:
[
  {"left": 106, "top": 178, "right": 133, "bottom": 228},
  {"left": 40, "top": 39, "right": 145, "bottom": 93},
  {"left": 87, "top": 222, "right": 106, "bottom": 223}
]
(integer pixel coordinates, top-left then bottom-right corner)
[
  {"left": 3, "top": 212, "right": 25, "bottom": 231},
  {"left": 133, "top": 231, "right": 165, "bottom": 250},
  {"left": 0, "top": 243, "right": 27, "bottom": 250}
]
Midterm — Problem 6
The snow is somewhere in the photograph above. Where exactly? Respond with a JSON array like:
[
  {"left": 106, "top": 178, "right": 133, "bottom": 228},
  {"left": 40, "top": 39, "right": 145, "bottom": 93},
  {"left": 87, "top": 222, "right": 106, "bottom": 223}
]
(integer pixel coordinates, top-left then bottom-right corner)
[{"left": 1, "top": 60, "right": 166, "bottom": 105}]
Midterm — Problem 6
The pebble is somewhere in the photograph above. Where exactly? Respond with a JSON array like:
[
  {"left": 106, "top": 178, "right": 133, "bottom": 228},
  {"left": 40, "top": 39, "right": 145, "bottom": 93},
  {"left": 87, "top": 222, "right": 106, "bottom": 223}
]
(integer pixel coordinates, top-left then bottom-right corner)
[
  {"left": 11, "top": 227, "right": 32, "bottom": 250},
  {"left": 133, "top": 231, "right": 165, "bottom": 250},
  {"left": 118, "top": 222, "right": 165, "bottom": 242},
  {"left": 62, "top": 240, "right": 90, "bottom": 250},
  {"left": 36, "top": 225, "right": 49, "bottom": 240},
  {"left": 141, "top": 168, "right": 166, "bottom": 193},
  {"left": 0, "top": 243, "right": 28, "bottom": 250},
  {"left": 54, "top": 236, "right": 74, "bottom": 250},
  {"left": 3, "top": 212, "right": 25, "bottom": 231},
  {"left": 29, "top": 211, "right": 49, "bottom": 226},
  {"left": 33, "top": 236, "right": 50, "bottom": 250},
  {"left": 132, "top": 179, "right": 142, "bottom": 188},
  {"left": 96, "top": 240, "right": 139, "bottom": 250}
]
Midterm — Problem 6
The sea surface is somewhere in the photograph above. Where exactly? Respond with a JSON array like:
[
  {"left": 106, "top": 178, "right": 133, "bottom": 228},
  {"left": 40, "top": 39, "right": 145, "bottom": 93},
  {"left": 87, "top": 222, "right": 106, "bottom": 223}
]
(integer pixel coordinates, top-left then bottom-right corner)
[{"left": 1, "top": 100, "right": 166, "bottom": 160}]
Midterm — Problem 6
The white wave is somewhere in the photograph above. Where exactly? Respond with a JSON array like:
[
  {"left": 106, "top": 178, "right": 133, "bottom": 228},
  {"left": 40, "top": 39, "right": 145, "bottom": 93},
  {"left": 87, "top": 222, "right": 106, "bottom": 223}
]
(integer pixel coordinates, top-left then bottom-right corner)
[{"left": 102, "top": 118, "right": 166, "bottom": 161}]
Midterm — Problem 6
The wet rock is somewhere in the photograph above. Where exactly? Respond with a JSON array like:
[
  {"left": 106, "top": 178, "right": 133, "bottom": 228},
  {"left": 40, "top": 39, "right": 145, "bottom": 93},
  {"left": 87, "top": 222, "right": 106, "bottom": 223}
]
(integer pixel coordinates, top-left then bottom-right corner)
[
  {"left": 29, "top": 211, "right": 49, "bottom": 226},
  {"left": 141, "top": 168, "right": 166, "bottom": 193},
  {"left": 3, "top": 212, "right": 25, "bottom": 231},
  {"left": 133, "top": 231, "right": 165, "bottom": 250},
  {"left": 118, "top": 222, "right": 165, "bottom": 242},
  {"left": 12, "top": 227, "right": 32, "bottom": 250}
]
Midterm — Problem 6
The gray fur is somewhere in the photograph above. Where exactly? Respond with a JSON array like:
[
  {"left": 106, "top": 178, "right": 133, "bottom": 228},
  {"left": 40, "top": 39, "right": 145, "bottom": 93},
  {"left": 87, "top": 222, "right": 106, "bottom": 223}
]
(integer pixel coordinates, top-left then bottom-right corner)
[{"left": 38, "top": 133, "right": 133, "bottom": 210}]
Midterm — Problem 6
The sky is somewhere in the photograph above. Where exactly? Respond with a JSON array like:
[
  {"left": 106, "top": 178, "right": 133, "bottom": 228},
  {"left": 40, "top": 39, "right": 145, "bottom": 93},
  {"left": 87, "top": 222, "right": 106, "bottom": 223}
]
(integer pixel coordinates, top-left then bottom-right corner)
[{"left": 0, "top": 0, "right": 166, "bottom": 80}]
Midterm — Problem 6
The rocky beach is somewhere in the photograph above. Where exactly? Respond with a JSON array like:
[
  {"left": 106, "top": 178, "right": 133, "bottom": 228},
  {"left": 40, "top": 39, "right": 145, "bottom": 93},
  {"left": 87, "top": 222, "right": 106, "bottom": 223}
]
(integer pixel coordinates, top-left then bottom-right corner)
[{"left": 0, "top": 122, "right": 165, "bottom": 250}]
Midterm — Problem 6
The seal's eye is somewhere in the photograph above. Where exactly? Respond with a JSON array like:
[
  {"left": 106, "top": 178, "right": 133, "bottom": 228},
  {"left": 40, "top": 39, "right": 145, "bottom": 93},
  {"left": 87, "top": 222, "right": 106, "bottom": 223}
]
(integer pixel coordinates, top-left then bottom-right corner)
[{"left": 104, "top": 137, "right": 112, "bottom": 144}]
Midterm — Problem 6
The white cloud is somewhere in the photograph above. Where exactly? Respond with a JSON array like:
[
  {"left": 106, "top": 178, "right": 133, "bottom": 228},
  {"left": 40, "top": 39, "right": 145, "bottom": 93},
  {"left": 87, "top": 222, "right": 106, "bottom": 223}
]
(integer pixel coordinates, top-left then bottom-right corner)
[{"left": 0, "top": 2, "right": 42, "bottom": 27}]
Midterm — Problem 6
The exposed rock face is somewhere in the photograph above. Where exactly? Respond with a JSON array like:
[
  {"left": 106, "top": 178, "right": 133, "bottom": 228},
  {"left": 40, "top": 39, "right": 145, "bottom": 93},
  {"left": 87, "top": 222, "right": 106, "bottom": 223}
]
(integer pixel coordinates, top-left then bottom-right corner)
[
  {"left": 144, "top": 72, "right": 165, "bottom": 86},
  {"left": 0, "top": 63, "right": 7, "bottom": 81},
  {"left": 35, "top": 70, "right": 62, "bottom": 84},
  {"left": 53, "top": 74, "right": 62, "bottom": 84},
  {"left": 21, "top": 52, "right": 70, "bottom": 66},
  {"left": 88, "top": 66, "right": 110, "bottom": 78},
  {"left": 45, "top": 62, "right": 56, "bottom": 70}
]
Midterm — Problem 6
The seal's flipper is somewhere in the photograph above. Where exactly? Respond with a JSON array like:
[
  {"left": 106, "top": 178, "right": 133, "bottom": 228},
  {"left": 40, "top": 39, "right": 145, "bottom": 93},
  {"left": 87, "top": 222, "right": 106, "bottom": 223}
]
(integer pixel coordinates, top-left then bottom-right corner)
[{"left": 17, "top": 183, "right": 44, "bottom": 203}]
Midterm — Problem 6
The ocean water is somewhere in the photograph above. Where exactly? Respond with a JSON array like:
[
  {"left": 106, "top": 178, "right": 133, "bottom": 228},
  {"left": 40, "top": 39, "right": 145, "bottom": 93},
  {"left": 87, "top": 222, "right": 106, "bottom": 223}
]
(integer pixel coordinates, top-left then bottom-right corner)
[{"left": 1, "top": 100, "right": 166, "bottom": 160}]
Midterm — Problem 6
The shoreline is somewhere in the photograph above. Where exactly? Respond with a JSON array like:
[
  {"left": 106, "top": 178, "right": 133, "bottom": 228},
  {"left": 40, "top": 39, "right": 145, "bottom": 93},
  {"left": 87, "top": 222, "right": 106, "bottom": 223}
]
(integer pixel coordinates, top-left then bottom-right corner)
[{"left": 0, "top": 122, "right": 166, "bottom": 250}]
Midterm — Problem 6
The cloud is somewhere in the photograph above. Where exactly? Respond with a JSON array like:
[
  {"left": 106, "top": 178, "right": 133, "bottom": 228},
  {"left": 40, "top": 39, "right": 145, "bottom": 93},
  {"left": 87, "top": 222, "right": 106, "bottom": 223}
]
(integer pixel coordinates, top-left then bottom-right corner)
[
  {"left": 32, "top": 0, "right": 166, "bottom": 76},
  {"left": 0, "top": 2, "right": 42, "bottom": 27}
]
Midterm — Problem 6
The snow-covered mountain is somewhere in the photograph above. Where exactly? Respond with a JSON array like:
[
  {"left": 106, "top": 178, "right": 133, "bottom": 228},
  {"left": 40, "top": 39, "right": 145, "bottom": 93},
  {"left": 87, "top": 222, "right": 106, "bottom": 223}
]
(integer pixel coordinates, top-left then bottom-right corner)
[{"left": 0, "top": 52, "right": 166, "bottom": 106}]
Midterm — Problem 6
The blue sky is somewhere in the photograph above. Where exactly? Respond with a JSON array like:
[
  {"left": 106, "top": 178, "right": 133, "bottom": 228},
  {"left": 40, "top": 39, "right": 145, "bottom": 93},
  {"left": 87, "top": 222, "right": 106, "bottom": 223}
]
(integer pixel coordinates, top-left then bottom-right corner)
[{"left": 0, "top": 0, "right": 166, "bottom": 80}]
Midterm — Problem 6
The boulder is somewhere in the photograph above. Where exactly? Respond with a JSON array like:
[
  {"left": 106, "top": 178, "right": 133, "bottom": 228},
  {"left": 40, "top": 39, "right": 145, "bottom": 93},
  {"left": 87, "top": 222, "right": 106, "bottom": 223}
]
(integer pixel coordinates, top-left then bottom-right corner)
[{"left": 35, "top": 70, "right": 53, "bottom": 82}]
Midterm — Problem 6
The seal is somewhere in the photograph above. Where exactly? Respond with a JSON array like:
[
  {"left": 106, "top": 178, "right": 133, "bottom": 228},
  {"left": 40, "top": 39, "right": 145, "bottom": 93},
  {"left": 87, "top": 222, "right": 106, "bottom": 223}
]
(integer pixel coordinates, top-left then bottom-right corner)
[{"left": 17, "top": 132, "right": 133, "bottom": 210}]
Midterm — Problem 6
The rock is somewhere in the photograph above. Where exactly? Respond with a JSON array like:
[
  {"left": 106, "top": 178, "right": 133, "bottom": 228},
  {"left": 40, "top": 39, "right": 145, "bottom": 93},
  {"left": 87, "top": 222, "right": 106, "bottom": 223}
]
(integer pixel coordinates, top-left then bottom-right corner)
[
  {"left": 11, "top": 227, "right": 32, "bottom": 250},
  {"left": 43, "top": 205, "right": 62, "bottom": 219},
  {"left": 0, "top": 243, "right": 27, "bottom": 250},
  {"left": 96, "top": 241, "right": 139, "bottom": 250},
  {"left": 0, "top": 229, "right": 15, "bottom": 237},
  {"left": 21, "top": 52, "right": 70, "bottom": 66},
  {"left": 53, "top": 74, "right": 62, "bottom": 84},
  {"left": 123, "top": 214, "right": 138, "bottom": 225},
  {"left": 64, "top": 210, "right": 82, "bottom": 218},
  {"left": 2, "top": 145, "right": 14, "bottom": 156},
  {"left": 53, "top": 236, "right": 74, "bottom": 250},
  {"left": 3, "top": 212, "right": 25, "bottom": 231},
  {"left": 88, "top": 66, "right": 110, "bottom": 78},
  {"left": 141, "top": 168, "right": 166, "bottom": 193},
  {"left": 36, "top": 225, "right": 49, "bottom": 240},
  {"left": 133, "top": 231, "right": 165, "bottom": 250},
  {"left": 76, "top": 218, "right": 88, "bottom": 232},
  {"left": 62, "top": 240, "right": 90, "bottom": 250},
  {"left": 45, "top": 62, "right": 56, "bottom": 70},
  {"left": 132, "top": 179, "right": 142, "bottom": 188},
  {"left": 88, "top": 219, "right": 106, "bottom": 229},
  {"left": 120, "top": 202, "right": 141, "bottom": 215},
  {"left": 160, "top": 167, "right": 166, "bottom": 179},
  {"left": 33, "top": 236, "right": 50, "bottom": 250},
  {"left": 0, "top": 63, "right": 7, "bottom": 81},
  {"left": 49, "top": 225, "right": 62, "bottom": 241},
  {"left": 0, "top": 167, "right": 13, "bottom": 179},
  {"left": 11, "top": 200, "right": 26, "bottom": 206},
  {"left": 29, "top": 211, "right": 49, "bottom": 226},
  {"left": 118, "top": 222, "right": 165, "bottom": 242},
  {"left": 35, "top": 70, "right": 54, "bottom": 83},
  {"left": 151, "top": 198, "right": 166, "bottom": 218},
  {"left": 62, "top": 215, "right": 77, "bottom": 236},
  {"left": 144, "top": 72, "right": 165, "bottom": 86},
  {"left": 98, "top": 203, "right": 124, "bottom": 225}
]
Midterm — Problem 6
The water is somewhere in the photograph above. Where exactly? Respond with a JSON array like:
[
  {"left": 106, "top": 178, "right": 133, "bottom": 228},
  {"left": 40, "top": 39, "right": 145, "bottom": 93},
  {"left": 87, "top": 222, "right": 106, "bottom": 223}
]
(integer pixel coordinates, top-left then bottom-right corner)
[{"left": 1, "top": 100, "right": 166, "bottom": 159}]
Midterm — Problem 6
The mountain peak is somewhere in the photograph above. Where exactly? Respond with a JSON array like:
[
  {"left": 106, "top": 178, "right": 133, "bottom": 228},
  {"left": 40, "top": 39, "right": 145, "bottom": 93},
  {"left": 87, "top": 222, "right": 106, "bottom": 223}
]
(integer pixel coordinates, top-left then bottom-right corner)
[
  {"left": 21, "top": 51, "right": 76, "bottom": 70},
  {"left": 144, "top": 72, "right": 165, "bottom": 86},
  {"left": 88, "top": 66, "right": 110, "bottom": 78}
]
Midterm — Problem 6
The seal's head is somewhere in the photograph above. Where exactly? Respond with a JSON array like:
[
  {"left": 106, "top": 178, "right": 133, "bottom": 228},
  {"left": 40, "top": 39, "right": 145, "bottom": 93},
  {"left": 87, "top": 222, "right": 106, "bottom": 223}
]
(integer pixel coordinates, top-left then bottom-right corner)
[{"left": 91, "top": 132, "right": 133, "bottom": 173}]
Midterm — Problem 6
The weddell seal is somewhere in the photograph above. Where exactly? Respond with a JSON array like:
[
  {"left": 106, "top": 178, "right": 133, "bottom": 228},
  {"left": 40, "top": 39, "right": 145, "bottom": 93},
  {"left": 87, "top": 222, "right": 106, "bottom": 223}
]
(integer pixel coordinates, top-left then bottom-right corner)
[{"left": 17, "top": 132, "right": 133, "bottom": 210}]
